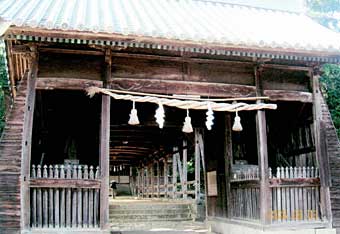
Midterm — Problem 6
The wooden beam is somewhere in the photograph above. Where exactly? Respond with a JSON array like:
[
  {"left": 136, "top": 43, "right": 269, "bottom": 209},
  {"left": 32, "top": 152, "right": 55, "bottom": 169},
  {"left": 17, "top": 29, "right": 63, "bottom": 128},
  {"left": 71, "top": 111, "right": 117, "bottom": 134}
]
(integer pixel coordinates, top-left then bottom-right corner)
[
  {"left": 36, "top": 77, "right": 103, "bottom": 90},
  {"left": 29, "top": 179, "right": 101, "bottom": 189},
  {"left": 21, "top": 48, "right": 38, "bottom": 230},
  {"left": 269, "top": 178, "right": 320, "bottom": 187},
  {"left": 99, "top": 50, "right": 111, "bottom": 230},
  {"left": 11, "top": 44, "right": 32, "bottom": 54},
  {"left": 110, "top": 78, "right": 256, "bottom": 98},
  {"left": 260, "top": 63, "right": 312, "bottom": 72},
  {"left": 263, "top": 90, "right": 313, "bottom": 103},
  {"left": 255, "top": 66, "right": 271, "bottom": 225},
  {"left": 39, "top": 47, "right": 103, "bottom": 56}
]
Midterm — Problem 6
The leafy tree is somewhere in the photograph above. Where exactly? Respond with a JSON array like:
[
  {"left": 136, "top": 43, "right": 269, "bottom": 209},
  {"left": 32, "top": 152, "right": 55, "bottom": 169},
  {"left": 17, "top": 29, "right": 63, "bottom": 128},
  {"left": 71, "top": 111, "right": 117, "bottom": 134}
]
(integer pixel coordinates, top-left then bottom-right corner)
[
  {"left": 0, "top": 41, "right": 10, "bottom": 136},
  {"left": 306, "top": 0, "right": 340, "bottom": 138},
  {"left": 321, "top": 64, "right": 340, "bottom": 138},
  {"left": 307, "top": 0, "right": 340, "bottom": 12}
]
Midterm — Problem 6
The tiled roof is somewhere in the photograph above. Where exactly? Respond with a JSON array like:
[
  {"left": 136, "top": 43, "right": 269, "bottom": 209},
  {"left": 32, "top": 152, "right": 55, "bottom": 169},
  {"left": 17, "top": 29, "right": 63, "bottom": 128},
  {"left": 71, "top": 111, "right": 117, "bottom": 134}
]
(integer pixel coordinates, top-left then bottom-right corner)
[{"left": 1, "top": 0, "right": 340, "bottom": 53}]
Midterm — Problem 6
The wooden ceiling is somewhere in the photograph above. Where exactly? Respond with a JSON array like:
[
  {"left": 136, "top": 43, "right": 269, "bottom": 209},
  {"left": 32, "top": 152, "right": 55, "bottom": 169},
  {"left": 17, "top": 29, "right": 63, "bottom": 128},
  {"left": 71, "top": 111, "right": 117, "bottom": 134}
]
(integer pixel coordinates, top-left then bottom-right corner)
[{"left": 109, "top": 126, "right": 183, "bottom": 166}]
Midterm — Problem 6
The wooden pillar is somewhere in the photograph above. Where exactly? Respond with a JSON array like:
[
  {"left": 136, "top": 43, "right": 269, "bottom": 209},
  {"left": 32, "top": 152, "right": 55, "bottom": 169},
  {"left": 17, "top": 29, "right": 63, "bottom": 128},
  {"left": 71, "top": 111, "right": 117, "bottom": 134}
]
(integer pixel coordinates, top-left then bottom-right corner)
[
  {"left": 255, "top": 66, "right": 271, "bottom": 225},
  {"left": 21, "top": 49, "right": 38, "bottom": 229},
  {"left": 164, "top": 157, "right": 168, "bottom": 198},
  {"left": 150, "top": 163, "right": 154, "bottom": 198},
  {"left": 194, "top": 129, "right": 201, "bottom": 202},
  {"left": 172, "top": 152, "right": 177, "bottom": 199},
  {"left": 99, "top": 50, "right": 111, "bottom": 230},
  {"left": 136, "top": 168, "right": 140, "bottom": 197},
  {"left": 183, "top": 140, "right": 188, "bottom": 199},
  {"left": 224, "top": 114, "right": 233, "bottom": 218},
  {"left": 141, "top": 166, "right": 145, "bottom": 197},
  {"left": 145, "top": 166, "right": 149, "bottom": 198},
  {"left": 155, "top": 161, "right": 159, "bottom": 198},
  {"left": 311, "top": 68, "right": 332, "bottom": 224}
]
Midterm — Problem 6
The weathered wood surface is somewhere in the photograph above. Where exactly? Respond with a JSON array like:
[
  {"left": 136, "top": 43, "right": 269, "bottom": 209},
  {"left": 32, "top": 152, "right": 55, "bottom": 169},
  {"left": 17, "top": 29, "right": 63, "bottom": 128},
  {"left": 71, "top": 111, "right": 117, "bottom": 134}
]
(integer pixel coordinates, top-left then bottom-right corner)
[
  {"left": 99, "top": 51, "right": 111, "bottom": 230},
  {"left": 269, "top": 167, "right": 321, "bottom": 223},
  {"left": 230, "top": 185, "right": 260, "bottom": 220},
  {"left": 30, "top": 165, "right": 101, "bottom": 229},
  {"left": 29, "top": 179, "right": 101, "bottom": 189},
  {"left": 36, "top": 77, "right": 103, "bottom": 90},
  {"left": 262, "top": 69, "right": 310, "bottom": 92},
  {"left": 263, "top": 90, "right": 312, "bottom": 103},
  {"left": 255, "top": 66, "right": 271, "bottom": 225},
  {"left": 38, "top": 52, "right": 102, "bottom": 80},
  {"left": 110, "top": 78, "right": 256, "bottom": 98},
  {"left": 21, "top": 52, "right": 38, "bottom": 229},
  {"left": 0, "top": 71, "right": 29, "bottom": 233}
]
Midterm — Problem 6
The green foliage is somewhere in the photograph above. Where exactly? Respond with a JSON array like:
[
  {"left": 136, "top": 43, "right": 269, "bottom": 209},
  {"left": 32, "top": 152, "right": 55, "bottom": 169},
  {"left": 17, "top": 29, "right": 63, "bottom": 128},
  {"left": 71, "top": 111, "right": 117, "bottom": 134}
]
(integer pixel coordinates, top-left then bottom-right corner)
[
  {"left": 307, "top": 0, "right": 340, "bottom": 32},
  {"left": 306, "top": 0, "right": 340, "bottom": 12},
  {"left": 306, "top": 1, "right": 340, "bottom": 138},
  {"left": 321, "top": 64, "right": 340, "bottom": 138},
  {"left": 0, "top": 43, "right": 9, "bottom": 136}
]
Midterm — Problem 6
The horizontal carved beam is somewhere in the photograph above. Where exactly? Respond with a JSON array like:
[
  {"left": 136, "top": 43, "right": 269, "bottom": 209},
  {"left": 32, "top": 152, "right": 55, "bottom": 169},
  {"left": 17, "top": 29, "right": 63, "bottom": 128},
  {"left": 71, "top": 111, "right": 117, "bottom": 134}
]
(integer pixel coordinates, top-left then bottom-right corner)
[
  {"left": 110, "top": 78, "right": 256, "bottom": 98},
  {"left": 264, "top": 90, "right": 313, "bottom": 103},
  {"left": 36, "top": 77, "right": 103, "bottom": 90}
]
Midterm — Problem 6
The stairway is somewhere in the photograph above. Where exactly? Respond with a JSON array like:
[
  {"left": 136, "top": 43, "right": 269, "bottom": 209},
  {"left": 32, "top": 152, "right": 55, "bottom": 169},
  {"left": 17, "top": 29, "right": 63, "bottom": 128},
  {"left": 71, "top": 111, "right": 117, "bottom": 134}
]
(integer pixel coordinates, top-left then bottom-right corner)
[
  {"left": 321, "top": 97, "right": 340, "bottom": 233},
  {"left": 0, "top": 73, "right": 29, "bottom": 233},
  {"left": 109, "top": 198, "right": 209, "bottom": 233}
]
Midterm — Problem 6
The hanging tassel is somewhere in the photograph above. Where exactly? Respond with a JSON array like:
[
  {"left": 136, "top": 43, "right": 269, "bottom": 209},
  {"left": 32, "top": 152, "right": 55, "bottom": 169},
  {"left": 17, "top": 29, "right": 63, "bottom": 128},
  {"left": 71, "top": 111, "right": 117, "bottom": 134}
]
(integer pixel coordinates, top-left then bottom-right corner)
[
  {"left": 182, "top": 109, "right": 193, "bottom": 133},
  {"left": 232, "top": 111, "right": 243, "bottom": 131},
  {"left": 155, "top": 101, "right": 165, "bottom": 129},
  {"left": 205, "top": 102, "right": 214, "bottom": 130},
  {"left": 128, "top": 101, "right": 140, "bottom": 125}
]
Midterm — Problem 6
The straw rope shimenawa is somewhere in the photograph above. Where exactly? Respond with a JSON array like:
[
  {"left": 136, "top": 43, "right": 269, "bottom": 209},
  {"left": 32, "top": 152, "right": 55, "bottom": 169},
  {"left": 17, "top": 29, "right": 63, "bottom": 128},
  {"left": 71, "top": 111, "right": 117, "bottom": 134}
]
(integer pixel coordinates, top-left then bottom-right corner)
[{"left": 86, "top": 86, "right": 277, "bottom": 112}]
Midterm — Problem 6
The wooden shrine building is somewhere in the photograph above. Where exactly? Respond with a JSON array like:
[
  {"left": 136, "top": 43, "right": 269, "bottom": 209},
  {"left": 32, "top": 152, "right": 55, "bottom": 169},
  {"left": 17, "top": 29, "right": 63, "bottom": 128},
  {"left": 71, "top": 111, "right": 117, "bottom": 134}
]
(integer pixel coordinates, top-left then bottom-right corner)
[{"left": 0, "top": 0, "right": 340, "bottom": 234}]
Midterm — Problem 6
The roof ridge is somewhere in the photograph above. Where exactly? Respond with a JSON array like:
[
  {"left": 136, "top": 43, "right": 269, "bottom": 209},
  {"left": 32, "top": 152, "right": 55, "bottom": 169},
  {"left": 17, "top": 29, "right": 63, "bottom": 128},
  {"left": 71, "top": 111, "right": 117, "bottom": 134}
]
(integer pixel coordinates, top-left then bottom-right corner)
[{"left": 187, "top": 0, "right": 302, "bottom": 15}]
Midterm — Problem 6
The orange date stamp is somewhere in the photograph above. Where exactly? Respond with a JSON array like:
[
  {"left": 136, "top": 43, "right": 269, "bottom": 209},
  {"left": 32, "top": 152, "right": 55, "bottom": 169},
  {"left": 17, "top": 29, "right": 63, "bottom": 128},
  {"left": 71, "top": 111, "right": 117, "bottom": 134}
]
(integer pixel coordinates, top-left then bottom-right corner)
[{"left": 268, "top": 210, "right": 319, "bottom": 220}]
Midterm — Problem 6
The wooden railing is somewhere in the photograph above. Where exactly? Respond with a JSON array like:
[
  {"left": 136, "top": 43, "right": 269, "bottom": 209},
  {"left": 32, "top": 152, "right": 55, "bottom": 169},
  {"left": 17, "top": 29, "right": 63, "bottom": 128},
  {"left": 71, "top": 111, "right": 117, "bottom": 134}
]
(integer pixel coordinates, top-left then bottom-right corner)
[
  {"left": 229, "top": 166, "right": 321, "bottom": 223},
  {"left": 269, "top": 166, "right": 320, "bottom": 223},
  {"left": 139, "top": 176, "right": 197, "bottom": 198},
  {"left": 29, "top": 165, "right": 101, "bottom": 228},
  {"left": 230, "top": 180, "right": 260, "bottom": 220}
]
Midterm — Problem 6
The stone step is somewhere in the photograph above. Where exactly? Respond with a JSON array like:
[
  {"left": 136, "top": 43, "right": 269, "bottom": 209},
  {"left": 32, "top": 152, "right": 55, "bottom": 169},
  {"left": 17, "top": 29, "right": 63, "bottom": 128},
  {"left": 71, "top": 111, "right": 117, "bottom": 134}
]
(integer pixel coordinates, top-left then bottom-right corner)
[
  {"left": 110, "top": 220, "right": 209, "bottom": 233},
  {"left": 110, "top": 204, "right": 192, "bottom": 210},
  {"left": 110, "top": 208, "right": 190, "bottom": 215},
  {"left": 110, "top": 213, "right": 191, "bottom": 221},
  {"left": 112, "top": 231, "right": 215, "bottom": 234}
]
